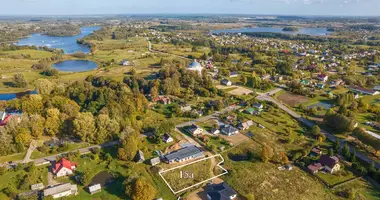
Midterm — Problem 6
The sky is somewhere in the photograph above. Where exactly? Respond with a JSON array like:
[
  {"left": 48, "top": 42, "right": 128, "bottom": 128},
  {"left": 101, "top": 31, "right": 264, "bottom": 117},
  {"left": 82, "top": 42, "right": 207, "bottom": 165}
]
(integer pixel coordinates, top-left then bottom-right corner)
[{"left": 1, "top": 0, "right": 380, "bottom": 16}]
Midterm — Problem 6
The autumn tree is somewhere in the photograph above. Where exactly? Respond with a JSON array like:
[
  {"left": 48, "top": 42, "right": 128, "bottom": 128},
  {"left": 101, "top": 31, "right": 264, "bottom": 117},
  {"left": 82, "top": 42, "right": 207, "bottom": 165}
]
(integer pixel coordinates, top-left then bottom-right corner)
[
  {"left": 95, "top": 114, "right": 120, "bottom": 144},
  {"left": 261, "top": 145, "right": 274, "bottom": 163},
  {"left": 73, "top": 112, "right": 96, "bottom": 143},
  {"left": 34, "top": 78, "right": 56, "bottom": 95},
  {"left": 13, "top": 73, "right": 28, "bottom": 88},
  {"left": 118, "top": 131, "right": 139, "bottom": 161},
  {"left": 279, "top": 152, "right": 289, "bottom": 164},
  {"left": 29, "top": 114, "right": 45, "bottom": 138},
  {"left": 21, "top": 95, "right": 44, "bottom": 114},
  {"left": 44, "top": 108, "right": 61, "bottom": 136},
  {"left": 131, "top": 178, "right": 157, "bottom": 200}
]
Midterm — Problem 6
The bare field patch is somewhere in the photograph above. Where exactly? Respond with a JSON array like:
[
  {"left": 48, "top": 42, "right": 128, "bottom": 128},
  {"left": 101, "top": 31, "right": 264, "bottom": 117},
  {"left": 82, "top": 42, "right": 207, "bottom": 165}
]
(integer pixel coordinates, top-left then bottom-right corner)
[{"left": 277, "top": 91, "right": 309, "bottom": 107}]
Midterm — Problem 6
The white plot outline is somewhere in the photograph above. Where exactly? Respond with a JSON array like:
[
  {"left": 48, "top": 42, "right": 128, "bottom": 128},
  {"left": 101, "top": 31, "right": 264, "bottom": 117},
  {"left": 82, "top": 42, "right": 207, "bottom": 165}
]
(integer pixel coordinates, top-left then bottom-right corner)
[{"left": 158, "top": 154, "right": 228, "bottom": 194}]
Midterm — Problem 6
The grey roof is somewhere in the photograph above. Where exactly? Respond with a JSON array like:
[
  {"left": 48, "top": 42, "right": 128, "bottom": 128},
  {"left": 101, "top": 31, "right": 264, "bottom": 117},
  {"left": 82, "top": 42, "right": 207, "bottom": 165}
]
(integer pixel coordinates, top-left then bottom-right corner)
[
  {"left": 206, "top": 182, "right": 237, "bottom": 200},
  {"left": 188, "top": 60, "right": 201, "bottom": 68},
  {"left": 135, "top": 150, "right": 145, "bottom": 162},
  {"left": 31, "top": 183, "right": 44, "bottom": 191},
  {"left": 44, "top": 183, "right": 74, "bottom": 196},
  {"left": 221, "top": 125, "right": 238, "bottom": 135},
  {"left": 164, "top": 145, "right": 203, "bottom": 162}
]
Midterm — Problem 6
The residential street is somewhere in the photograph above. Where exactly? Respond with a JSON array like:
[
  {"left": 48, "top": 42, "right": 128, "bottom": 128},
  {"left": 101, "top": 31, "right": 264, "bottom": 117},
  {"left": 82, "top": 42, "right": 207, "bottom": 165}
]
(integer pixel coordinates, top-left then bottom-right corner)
[{"left": 256, "top": 88, "right": 380, "bottom": 170}]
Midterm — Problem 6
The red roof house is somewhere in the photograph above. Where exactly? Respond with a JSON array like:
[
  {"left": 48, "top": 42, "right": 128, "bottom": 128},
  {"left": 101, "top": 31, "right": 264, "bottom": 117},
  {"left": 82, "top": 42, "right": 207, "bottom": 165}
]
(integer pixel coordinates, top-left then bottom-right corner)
[{"left": 52, "top": 158, "right": 77, "bottom": 177}]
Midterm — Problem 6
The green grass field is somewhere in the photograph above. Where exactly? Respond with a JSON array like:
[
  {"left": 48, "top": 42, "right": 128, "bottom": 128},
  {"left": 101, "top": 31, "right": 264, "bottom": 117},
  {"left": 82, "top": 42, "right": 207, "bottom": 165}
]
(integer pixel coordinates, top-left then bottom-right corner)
[{"left": 221, "top": 140, "right": 338, "bottom": 200}]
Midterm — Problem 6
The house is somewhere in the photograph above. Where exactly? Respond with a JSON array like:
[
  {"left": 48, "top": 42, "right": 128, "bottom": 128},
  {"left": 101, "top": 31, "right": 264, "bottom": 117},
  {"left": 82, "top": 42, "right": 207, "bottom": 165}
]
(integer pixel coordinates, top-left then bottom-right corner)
[
  {"left": 180, "top": 105, "right": 192, "bottom": 112},
  {"left": 188, "top": 124, "right": 203, "bottom": 136},
  {"left": 52, "top": 158, "right": 77, "bottom": 177},
  {"left": 308, "top": 163, "right": 323, "bottom": 174},
  {"left": 154, "top": 96, "right": 171, "bottom": 105},
  {"left": 0, "top": 111, "right": 6, "bottom": 122},
  {"left": 163, "top": 145, "right": 204, "bottom": 164},
  {"left": 244, "top": 107, "right": 259, "bottom": 115},
  {"left": 320, "top": 155, "right": 340, "bottom": 173},
  {"left": 307, "top": 155, "right": 341, "bottom": 174},
  {"left": 348, "top": 86, "right": 379, "bottom": 96},
  {"left": 310, "top": 147, "right": 323, "bottom": 156},
  {"left": 210, "top": 128, "right": 220, "bottom": 135},
  {"left": 374, "top": 85, "right": 380, "bottom": 91},
  {"left": 317, "top": 74, "right": 328, "bottom": 82},
  {"left": 205, "top": 182, "right": 237, "bottom": 200},
  {"left": 121, "top": 60, "right": 131, "bottom": 66},
  {"left": 0, "top": 112, "right": 22, "bottom": 126},
  {"left": 135, "top": 150, "right": 145, "bottom": 163},
  {"left": 162, "top": 133, "right": 173, "bottom": 143},
  {"left": 238, "top": 120, "right": 254, "bottom": 130},
  {"left": 252, "top": 103, "right": 264, "bottom": 111},
  {"left": 150, "top": 157, "right": 160, "bottom": 166},
  {"left": 317, "top": 83, "right": 324, "bottom": 89},
  {"left": 229, "top": 72, "right": 238, "bottom": 78},
  {"left": 220, "top": 125, "right": 239, "bottom": 136},
  {"left": 88, "top": 184, "right": 101, "bottom": 195},
  {"left": 221, "top": 79, "right": 232, "bottom": 86},
  {"left": 261, "top": 74, "right": 271, "bottom": 80},
  {"left": 43, "top": 183, "right": 78, "bottom": 199},
  {"left": 31, "top": 183, "right": 44, "bottom": 191},
  {"left": 300, "top": 79, "right": 310, "bottom": 86}
]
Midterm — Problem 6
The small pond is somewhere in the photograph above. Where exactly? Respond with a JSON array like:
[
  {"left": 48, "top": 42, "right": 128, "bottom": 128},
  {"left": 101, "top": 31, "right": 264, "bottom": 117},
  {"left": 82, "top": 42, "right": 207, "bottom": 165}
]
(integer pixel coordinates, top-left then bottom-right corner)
[
  {"left": 52, "top": 60, "right": 98, "bottom": 72},
  {"left": 90, "top": 171, "right": 114, "bottom": 187},
  {"left": 0, "top": 90, "right": 37, "bottom": 101},
  {"left": 307, "top": 101, "right": 333, "bottom": 110}
]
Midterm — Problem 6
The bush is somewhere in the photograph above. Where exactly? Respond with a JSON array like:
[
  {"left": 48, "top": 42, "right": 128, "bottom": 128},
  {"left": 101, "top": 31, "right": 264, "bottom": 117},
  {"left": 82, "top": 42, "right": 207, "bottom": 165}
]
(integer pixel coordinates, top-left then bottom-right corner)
[{"left": 41, "top": 68, "right": 59, "bottom": 76}]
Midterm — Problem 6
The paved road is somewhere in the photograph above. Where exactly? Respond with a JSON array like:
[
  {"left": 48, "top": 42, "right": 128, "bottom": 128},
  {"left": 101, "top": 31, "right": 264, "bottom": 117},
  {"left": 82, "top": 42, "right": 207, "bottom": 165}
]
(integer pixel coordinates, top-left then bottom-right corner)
[
  {"left": 256, "top": 88, "right": 380, "bottom": 170},
  {"left": 7, "top": 140, "right": 120, "bottom": 167}
]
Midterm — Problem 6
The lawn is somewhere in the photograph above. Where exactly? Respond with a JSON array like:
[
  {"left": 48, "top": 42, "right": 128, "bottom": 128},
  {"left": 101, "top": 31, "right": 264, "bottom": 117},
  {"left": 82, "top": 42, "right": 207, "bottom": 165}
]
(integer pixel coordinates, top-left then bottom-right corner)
[
  {"left": 332, "top": 178, "right": 380, "bottom": 200},
  {"left": 31, "top": 142, "right": 89, "bottom": 159},
  {"left": 0, "top": 165, "right": 48, "bottom": 200},
  {"left": 316, "top": 170, "right": 356, "bottom": 186},
  {"left": 160, "top": 155, "right": 224, "bottom": 193},
  {"left": 221, "top": 140, "right": 338, "bottom": 200},
  {"left": 0, "top": 153, "right": 25, "bottom": 163}
]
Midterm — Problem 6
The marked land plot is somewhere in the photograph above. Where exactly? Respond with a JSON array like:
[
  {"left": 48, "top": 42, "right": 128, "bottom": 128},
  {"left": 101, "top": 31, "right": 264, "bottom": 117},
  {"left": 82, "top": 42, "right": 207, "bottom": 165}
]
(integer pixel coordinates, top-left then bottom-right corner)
[{"left": 159, "top": 154, "right": 228, "bottom": 194}]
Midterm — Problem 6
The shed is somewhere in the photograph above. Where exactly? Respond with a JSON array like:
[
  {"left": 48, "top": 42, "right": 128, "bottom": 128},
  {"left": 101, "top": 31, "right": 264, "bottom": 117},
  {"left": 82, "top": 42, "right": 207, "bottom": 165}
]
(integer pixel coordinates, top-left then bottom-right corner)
[
  {"left": 135, "top": 150, "right": 145, "bottom": 163},
  {"left": 88, "top": 184, "right": 101, "bottom": 195},
  {"left": 150, "top": 157, "right": 161, "bottom": 166},
  {"left": 31, "top": 183, "right": 44, "bottom": 191}
]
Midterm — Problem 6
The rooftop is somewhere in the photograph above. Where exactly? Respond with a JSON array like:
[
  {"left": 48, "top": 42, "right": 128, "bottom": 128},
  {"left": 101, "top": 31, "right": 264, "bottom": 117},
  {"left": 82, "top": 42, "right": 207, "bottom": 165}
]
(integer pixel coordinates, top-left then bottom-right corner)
[{"left": 164, "top": 145, "right": 203, "bottom": 162}]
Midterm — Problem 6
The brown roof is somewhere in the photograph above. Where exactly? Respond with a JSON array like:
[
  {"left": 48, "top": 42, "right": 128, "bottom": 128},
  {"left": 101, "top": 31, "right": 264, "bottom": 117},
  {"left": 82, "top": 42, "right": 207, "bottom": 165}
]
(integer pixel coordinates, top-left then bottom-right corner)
[
  {"left": 308, "top": 163, "right": 322, "bottom": 172},
  {"left": 320, "top": 155, "right": 339, "bottom": 169}
]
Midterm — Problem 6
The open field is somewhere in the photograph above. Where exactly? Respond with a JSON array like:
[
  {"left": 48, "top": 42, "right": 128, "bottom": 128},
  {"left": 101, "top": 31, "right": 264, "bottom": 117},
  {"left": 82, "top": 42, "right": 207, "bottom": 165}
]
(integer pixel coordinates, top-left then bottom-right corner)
[
  {"left": 153, "top": 43, "right": 211, "bottom": 58},
  {"left": 221, "top": 140, "right": 338, "bottom": 200},
  {"left": 276, "top": 90, "right": 310, "bottom": 107},
  {"left": 160, "top": 155, "right": 226, "bottom": 193}
]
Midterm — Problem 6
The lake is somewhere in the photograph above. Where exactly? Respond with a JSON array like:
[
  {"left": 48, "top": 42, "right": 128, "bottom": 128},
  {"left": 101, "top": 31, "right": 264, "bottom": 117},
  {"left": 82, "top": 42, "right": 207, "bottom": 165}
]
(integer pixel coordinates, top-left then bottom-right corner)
[
  {"left": 16, "top": 26, "right": 99, "bottom": 54},
  {"left": 52, "top": 60, "right": 98, "bottom": 72},
  {"left": 212, "top": 27, "right": 331, "bottom": 36},
  {"left": 0, "top": 90, "right": 37, "bottom": 101}
]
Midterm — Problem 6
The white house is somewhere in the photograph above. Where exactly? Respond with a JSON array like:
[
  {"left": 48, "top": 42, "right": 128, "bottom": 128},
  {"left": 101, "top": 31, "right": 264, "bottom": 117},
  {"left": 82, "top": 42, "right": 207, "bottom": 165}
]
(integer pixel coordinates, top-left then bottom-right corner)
[
  {"left": 317, "top": 74, "right": 328, "bottom": 82},
  {"left": 121, "top": 60, "right": 131, "bottom": 66},
  {"left": 52, "top": 158, "right": 76, "bottom": 178},
  {"left": 221, "top": 79, "right": 232, "bottom": 86},
  {"left": 188, "top": 124, "right": 203, "bottom": 136},
  {"left": 221, "top": 125, "right": 239, "bottom": 136},
  {"left": 162, "top": 133, "right": 174, "bottom": 143},
  {"left": 43, "top": 183, "right": 78, "bottom": 199}
]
